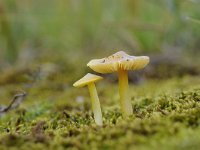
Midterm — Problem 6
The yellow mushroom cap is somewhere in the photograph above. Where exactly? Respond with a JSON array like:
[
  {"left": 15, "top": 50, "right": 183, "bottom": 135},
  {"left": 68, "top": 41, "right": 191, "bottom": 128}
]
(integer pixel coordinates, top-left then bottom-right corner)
[
  {"left": 87, "top": 51, "right": 150, "bottom": 74},
  {"left": 73, "top": 73, "right": 103, "bottom": 87}
]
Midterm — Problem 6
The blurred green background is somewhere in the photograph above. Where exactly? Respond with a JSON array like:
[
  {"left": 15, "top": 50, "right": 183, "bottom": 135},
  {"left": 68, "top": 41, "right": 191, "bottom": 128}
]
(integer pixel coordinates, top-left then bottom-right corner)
[
  {"left": 0, "top": 0, "right": 199, "bottom": 72},
  {"left": 1, "top": 1, "right": 200, "bottom": 149}
]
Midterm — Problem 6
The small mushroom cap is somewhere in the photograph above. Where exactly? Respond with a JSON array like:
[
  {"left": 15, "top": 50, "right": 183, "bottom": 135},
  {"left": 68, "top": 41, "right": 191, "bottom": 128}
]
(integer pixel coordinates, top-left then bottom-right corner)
[
  {"left": 87, "top": 51, "right": 150, "bottom": 74},
  {"left": 73, "top": 73, "right": 103, "bottom": 87}
]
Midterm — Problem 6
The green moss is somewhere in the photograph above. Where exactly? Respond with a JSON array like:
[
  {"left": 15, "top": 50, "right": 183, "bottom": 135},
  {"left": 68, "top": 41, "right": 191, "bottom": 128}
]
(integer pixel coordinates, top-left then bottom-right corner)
[{"left": 0, "top": 75, "right": 200, "bottom": 149}]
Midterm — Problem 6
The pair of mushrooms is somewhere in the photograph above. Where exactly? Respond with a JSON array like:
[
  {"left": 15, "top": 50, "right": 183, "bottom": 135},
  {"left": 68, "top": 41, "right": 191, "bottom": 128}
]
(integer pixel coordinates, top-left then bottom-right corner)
[{"left": 73, "top": 51, "right": 149, "bottom": 126}]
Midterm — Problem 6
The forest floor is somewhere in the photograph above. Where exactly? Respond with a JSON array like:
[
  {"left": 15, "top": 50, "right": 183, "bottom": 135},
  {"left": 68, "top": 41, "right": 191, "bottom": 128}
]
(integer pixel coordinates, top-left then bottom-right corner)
[{"left": 0, "top": 64, "right": 200, "bottom": 150}]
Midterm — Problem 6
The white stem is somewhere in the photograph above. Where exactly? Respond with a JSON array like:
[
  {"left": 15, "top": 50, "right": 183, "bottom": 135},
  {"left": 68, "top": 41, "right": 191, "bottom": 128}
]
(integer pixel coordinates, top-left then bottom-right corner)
[
  {"left": 88, "top": 83, "right": 103, "bottom": 126},
  {"left": 118, "top": 69, "right": 133, "bottom": 116}
]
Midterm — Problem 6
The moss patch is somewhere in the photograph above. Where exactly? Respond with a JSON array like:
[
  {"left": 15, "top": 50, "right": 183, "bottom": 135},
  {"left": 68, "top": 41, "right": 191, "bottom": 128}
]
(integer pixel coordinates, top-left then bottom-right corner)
[{"left": 0, "top": 75, "right": 200, "bottom": 149}]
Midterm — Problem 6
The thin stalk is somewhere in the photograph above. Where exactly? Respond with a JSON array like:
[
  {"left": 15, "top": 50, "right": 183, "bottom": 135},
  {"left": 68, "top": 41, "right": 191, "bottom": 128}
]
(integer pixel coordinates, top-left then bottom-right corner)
[
  {"left": 88, "top": 83, "right": 103, "bottom": 126},
  {"left": 118, "top": 69, "right": 133, "bottom": 116}
]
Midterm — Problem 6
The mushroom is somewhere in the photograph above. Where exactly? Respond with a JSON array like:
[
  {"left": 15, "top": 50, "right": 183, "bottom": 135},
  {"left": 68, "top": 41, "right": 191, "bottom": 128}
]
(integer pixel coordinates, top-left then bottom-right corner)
[
  {"left": 73, "top": 73, "right": 103, "bottom": 126},
  {"left": 87, "top": 51, "right": 149, "bottom": 116}
]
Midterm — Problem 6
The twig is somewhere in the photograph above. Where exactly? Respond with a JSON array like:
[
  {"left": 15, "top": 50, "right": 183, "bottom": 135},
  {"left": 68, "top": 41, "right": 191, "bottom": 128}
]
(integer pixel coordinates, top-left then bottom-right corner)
[{"left": 0, "top": 91, "right": 27, "bottom": 115}]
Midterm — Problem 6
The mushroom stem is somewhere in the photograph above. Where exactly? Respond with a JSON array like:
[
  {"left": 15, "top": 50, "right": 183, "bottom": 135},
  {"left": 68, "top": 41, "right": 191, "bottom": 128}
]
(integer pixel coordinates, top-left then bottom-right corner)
[
  {"left": 118, "top": 69, "right": 133, "bottom": 116},
  {"left": 88, "top": 83, "right": 103, "bottom": 126}
]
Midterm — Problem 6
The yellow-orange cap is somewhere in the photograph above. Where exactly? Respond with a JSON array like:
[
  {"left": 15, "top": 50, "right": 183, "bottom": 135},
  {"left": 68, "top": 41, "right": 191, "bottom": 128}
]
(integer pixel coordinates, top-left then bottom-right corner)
[
  {"left": 73, "top": 73, "right": 103, "bottom": 87},
  {"left": 87, "top": 51, "right": 149, "bottom": 74}
]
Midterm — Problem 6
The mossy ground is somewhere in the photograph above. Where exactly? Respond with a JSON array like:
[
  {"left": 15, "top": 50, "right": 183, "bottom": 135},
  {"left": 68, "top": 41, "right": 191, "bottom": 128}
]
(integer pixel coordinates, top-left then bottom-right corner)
[{"left": 0, "top": 72, "right": 200, "bottom": 150}]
